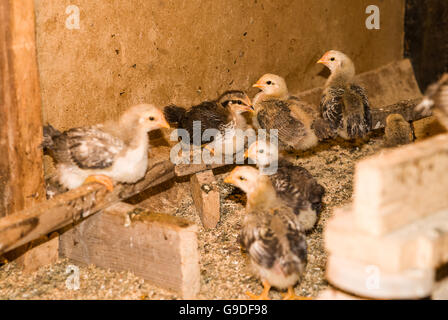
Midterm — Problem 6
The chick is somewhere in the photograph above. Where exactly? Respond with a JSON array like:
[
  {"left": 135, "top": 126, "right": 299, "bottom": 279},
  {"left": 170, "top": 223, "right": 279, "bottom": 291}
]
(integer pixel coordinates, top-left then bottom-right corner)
[
  {"left": 317, "top": 50, "right": 372, "bottom": 140},
  {"left": 224, "top": 166, "right": 308, "bottom": 300},
  {"left": 383, "top": 114, "right": 414, "bottom": 148},
  {"left": 42, "top": 104, "right": 169, "bottom": 191},
  {"left": 163, "top": 91, "right": 253, "bottom": 146},
  {"left": 415, "top": 73, "right": 448, "bottom": 129},
  {"left": 246, "top": 140, "right": 324, "bottom": 231},
  {"left": 252, "top": 74, "right": 333, "bottom": 151}
]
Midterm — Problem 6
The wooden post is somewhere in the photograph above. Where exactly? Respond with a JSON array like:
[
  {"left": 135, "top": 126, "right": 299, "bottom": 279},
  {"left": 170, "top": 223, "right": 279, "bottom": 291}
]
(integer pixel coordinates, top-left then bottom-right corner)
[
  {"left": 0, "top": 0, "right": 45, "bottom": 217},
  {"left": 59, "top": 202, "right": 200, "bottom": 299},
  {"left": 190, "top": 170, "right": 220, "bottom": 229}
]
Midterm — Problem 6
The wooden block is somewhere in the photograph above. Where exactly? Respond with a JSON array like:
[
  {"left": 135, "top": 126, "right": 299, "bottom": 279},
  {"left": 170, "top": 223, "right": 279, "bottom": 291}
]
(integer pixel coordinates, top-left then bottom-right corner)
[
  {"left": 316, "top": 288, "right": 363, "bottom": 300},
  {"left": 432, "top": 278, "right": 448, "bottom": 300},
  {"left": 412, "top": 116, "right": 447, "bottom": 141},
  {"left": 354, "top": 133, "right": 448, "bottom": 235},
  {"left": 190, "top": 170, "right": 220, "bottom": 229},
  {"left": 15, "top": 236, "right": 59, "bottom": 274},
  {"left": 295, "top": 59, "right": 424, "bottom": 129},
  {"left": 326, "top": 255, "right": 434, "bottom": 299},
  {"left": 325, "top": 207, "right": 448, "bottom": 272},
  {"left": 59, "top": 202, "right": 200, "bottom": 299}
]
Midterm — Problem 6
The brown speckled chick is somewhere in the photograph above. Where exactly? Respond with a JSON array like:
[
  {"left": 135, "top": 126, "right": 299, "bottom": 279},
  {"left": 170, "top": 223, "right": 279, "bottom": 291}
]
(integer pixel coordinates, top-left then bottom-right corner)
[
  {"left": 415, "top": 73, "right": 448, "bottom": 129},
  {"left": 163, "top": 91, "right": 253, "bottom": 146},
  {"left": 42, "top": 104, "right": 169, "bottom": 192},
  {"left": 225, "top": 166, "right": 309, "bottom": 300},
  {"left": 246, "top": 140, "right": 324, "bottom": 231},
  {"left": 383, "top": 114, "right": 414, "bottom": 148},
  {"left": 252, "top": 74, "right": 333, "bottom": 152},
  {"left": 318, "top": 50, "right": 372, "bottom": 140}
]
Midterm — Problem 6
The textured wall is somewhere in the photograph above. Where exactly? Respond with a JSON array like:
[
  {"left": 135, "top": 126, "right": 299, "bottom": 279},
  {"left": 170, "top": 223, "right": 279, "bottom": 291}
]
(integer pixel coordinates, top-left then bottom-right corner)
[{"left": 35, "top": 0, "right": 405, "bottom": 130}]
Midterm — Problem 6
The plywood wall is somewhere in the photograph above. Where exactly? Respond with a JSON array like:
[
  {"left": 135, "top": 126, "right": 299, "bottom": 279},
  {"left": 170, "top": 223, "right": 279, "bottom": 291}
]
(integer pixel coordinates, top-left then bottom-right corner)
[{"left": 35, "top": 0, "right": 405, "bottom": 130}]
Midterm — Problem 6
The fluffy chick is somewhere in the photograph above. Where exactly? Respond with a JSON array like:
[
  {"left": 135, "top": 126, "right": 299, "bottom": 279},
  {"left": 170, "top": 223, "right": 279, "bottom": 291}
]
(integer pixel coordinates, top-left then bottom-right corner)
[
  {"left": 415, "top": 73, "right": 448, "bottom": 129},
  {"left": 317, "top": 50, "right": 372, "bottom": 139},
  {"left": 252, "top": 74, "right": 333, "bottom": 152},
  {"left": 43, "top": 104, "right": 169, "bottom": 191},
  {"left": 383, "top": 114, "right": 414, "bottom": 148},
  {"left": 225, "top": 166, "right": 308, "bottom": 300},
  {"left": 246, "top": 140, "right": 324, "bottom": 231},
  {"left": 164, "top": 91, "right": 253, "bottom": 146}
]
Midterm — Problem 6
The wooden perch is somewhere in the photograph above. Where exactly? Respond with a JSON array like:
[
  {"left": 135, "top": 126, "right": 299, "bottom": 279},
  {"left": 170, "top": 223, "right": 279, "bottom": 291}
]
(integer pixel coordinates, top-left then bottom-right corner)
[
  {"left": 59, "top": 202, "right": 200, "bottom": 298},
  {"left": 0, "top": 159, "right": 175, "bottom": 255}
]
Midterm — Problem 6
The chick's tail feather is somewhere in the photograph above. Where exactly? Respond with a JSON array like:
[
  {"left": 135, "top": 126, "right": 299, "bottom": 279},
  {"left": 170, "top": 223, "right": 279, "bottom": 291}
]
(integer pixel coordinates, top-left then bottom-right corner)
[
  {"left": 41, "top": 124, "right": 61, "bottom": 149},
  {"left": 163, "top": 105, "right": 186, "bottom": 126},
  {"left": 346, "top": 113, "right": 369, "bottom": 139}
]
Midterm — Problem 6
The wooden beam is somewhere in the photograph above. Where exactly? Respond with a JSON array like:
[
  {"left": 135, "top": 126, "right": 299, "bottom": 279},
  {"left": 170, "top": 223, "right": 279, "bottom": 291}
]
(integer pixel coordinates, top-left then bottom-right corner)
[
  {"left": 59, "top": 202, "right": 200, "bottom": 299},
  {"left": 354, "top": 133, "right": 448, "bottom": 235},
  {"left": 326, "top": 255, "right": 434, "bottom": 299},
  {"left": 190, "top": 170, "right": 220, "bottom": 229},
  {"left": 325, "top": 206, "right": 448, "bottom": 272},
  {"left": 295, "top": 59, "right": 424, "bottom": 129},
  {"left": 0, "top": 159, "right": 175, "bottom": 255},
  {"left": 0, "top": 0, "right": 45, "bottom": 216}
]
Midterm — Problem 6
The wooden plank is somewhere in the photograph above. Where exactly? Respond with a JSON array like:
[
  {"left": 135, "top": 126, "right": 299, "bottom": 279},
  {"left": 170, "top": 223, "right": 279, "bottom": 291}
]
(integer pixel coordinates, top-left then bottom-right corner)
[
  {"left": 325, "top": 206, "right": 448, "bottom": 272},
  {"left": 59, "top": 202, "right": 200, "bottom": 299},
  {"left": 0, "top": 159, "right": 175, "bottom": 255},
  {"left": 326, "top": 255, "right": 434, "bottom": 299},
  {"left": 0, "top": 0, "right": 45, "bottom": 216},
  {"left": 354, "top": 133, "right": 448, "bottom": 235},
  {"left": 15, "top": 235, "right": 59, "bottom": 274},
  {"left": 295, "top": 59, "right": 424, "bottom": 129},
  {"left": 190, "top": 170, "right": 220, "bottom": 229}
]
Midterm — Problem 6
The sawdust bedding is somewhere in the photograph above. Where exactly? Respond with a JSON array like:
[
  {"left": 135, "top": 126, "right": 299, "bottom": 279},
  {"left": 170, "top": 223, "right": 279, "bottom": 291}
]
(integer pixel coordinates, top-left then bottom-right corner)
[{"left": 0, "top": 131, "right": 387, "bottom": 300}]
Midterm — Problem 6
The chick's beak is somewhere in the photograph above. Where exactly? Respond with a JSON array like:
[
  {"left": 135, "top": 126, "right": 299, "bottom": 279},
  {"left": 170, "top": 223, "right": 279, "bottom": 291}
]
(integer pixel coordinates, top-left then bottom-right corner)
[
  {"left": 224, "top": 175, "right": 234, "bottom": 184},
  {"left": 244, "top": 149, "right": 249, "bottom": 159},
  {"left": 317, "top": 57, "right": 326, "bottom": 65},
  {"left": 252, "top": 82, "right": 265, "bottom": 89},
  {"left": 159, "top": 118, "right": 170, "bottom": 129}
]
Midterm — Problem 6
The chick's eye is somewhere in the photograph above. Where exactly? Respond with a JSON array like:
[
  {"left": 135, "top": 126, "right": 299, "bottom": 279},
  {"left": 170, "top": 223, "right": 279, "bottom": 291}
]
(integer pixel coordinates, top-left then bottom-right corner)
[
  {"left": 259, "top": 149, "right": 264, "bottom": 154},
  {"left": 237, "top": 100, "right": 242, "bottom": 104},
  {"left": 239, "top": 176, "right": 246, "bottom": 181},
  {"left": 149, "top": 116, "right": 155, "bottom": 121},
  {"left": 266, "top": 81, "right": 272, "bottom": 85},
  {"left": 330, "top": 57, "right": 335, "bottom": 61}
]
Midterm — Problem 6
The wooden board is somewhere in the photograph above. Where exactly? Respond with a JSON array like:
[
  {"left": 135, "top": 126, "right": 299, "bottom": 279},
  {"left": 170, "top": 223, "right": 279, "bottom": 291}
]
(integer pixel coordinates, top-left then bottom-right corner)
[
  {"left": 325, "top": 206, "right": 448, "bottom": 272},
  {"left": 59, "top": 202, "right": 200, "bottom": 299},
  {"left": 0, "top": 0, "right": 45, "bottom": 216},
  {"left": 0, "top": 159, "right": 175, "bottom": 255},
  {"left": 190, "top": 170, "right": 220, "bottom": 229},
  {"left": 326, "top": 255, "right": 434, "bottom": 299},
  {"left": 295, "top": 59, "right": 424, "bottom": 129},
  {"left": 354, "top": 133, "right": 448, "bottom": 235}
]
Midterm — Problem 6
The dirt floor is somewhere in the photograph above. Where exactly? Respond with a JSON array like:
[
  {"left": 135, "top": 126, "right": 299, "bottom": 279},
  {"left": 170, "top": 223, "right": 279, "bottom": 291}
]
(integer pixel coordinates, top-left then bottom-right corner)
[{"left": 0, "top": 129, "right": 398, "bottom": 300}]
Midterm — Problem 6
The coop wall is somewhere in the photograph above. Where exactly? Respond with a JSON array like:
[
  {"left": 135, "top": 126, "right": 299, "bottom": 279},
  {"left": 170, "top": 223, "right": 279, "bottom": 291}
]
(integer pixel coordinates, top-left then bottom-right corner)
[{"left": 35, "top": 0, "right": 405, "bottom": 130}]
